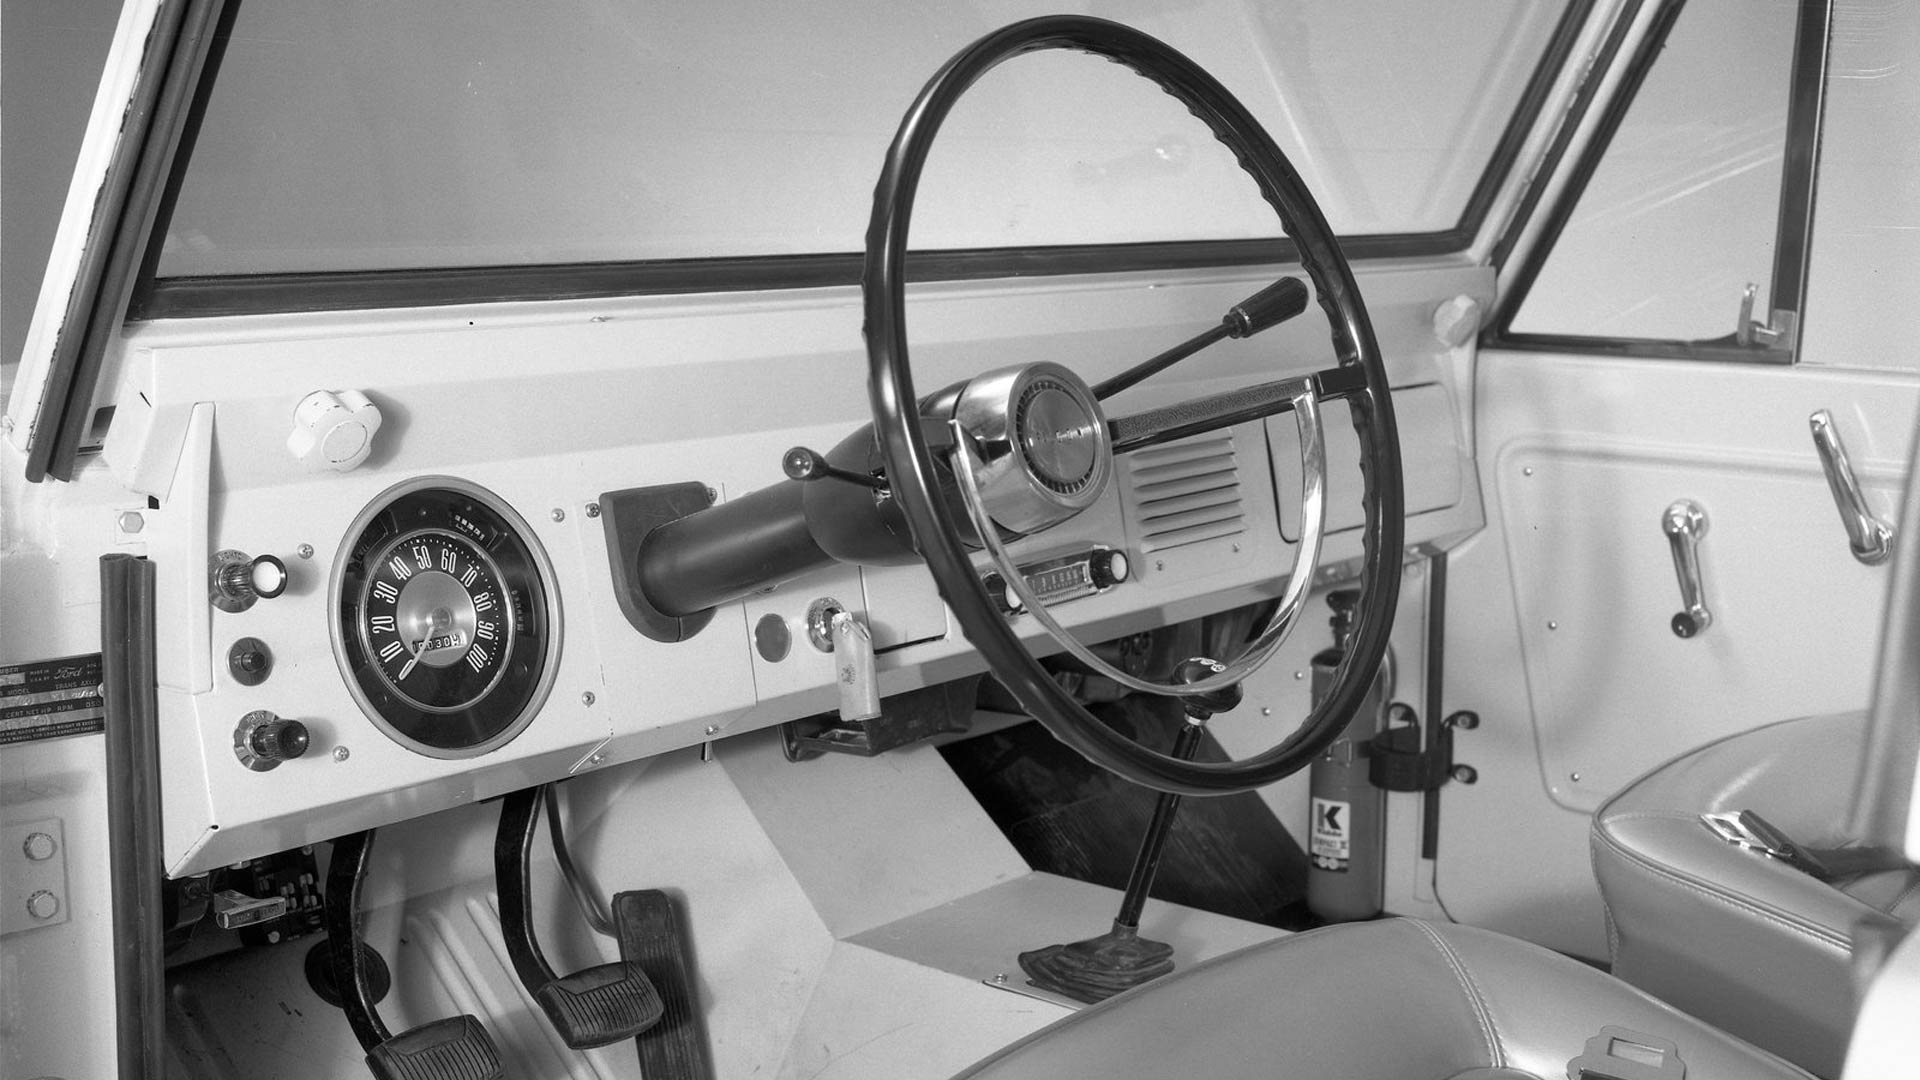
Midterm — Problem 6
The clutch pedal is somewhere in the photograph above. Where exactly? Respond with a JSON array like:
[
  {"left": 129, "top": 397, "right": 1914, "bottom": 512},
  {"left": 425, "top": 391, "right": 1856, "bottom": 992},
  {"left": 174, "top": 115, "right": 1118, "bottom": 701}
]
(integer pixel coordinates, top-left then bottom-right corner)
[{"left": 325, "top": 830, "right": 504, "bottom": 1080}]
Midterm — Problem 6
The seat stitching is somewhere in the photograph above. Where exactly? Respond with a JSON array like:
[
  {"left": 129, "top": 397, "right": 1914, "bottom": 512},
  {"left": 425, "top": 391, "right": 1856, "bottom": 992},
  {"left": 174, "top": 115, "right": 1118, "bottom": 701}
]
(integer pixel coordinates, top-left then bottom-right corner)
[
  {"left": 1407, "top": 919, "right": 1503, "bottom": 1067},
  {"left": 1598, "top": 809, "right": 1707, "bottom": 826},
  {"left": 1589, "top": 834, "right": 1622, "bottom": 959},
  {"left": 1884, "top": 874, "right": 1920, "bottom": 915},
  {"left": 1593, "top": 825, "right": 1852, "bottom": 951}
]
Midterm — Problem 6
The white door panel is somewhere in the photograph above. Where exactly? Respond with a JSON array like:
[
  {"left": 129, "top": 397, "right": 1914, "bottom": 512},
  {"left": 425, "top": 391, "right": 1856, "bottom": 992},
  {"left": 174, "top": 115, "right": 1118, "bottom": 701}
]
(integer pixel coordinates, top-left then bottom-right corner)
[{"left": 1439, "top": 350, "right": 1917, "bottom": 956}]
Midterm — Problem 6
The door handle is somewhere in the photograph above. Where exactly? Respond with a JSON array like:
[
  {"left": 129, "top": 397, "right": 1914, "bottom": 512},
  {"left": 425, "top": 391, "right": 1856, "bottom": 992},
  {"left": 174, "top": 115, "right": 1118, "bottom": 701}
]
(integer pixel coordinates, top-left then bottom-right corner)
[
  {"left": 1662, "top": 500, "right": 1711, "bottom": 638},
  {"left": 1809, "top": 410, "right": 1894, "bottom": 565}
]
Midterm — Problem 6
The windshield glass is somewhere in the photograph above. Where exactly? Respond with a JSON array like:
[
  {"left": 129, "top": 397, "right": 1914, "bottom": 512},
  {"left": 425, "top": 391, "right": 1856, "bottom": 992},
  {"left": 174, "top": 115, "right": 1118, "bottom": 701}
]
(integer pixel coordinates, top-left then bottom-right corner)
[{"left": 154, "top": 0, "right": 1572, "bottom": 279}]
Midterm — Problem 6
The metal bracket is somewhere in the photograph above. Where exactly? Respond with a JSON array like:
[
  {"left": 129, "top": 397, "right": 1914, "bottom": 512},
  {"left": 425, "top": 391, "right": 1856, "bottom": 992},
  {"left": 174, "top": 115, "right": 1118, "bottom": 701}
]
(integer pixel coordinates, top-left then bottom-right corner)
[{"left": 1735, "top": 283, "right": 1796, "bottom": 348}]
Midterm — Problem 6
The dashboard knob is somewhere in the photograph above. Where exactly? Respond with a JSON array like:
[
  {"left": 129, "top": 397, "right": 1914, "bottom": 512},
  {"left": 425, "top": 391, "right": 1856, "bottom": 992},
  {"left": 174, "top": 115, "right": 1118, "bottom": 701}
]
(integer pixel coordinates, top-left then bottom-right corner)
[
  {"left": 287, "top": 389, "right": 382, "bottom": 472},
  {"left": 249, "top": 718, "right": 310, "bottom": 762},
  {"left": 1088, "top": 548, "right": 1130, "bottom": 589},
  {"left": 234, "top": 710, "right": 310, "bottom": 771},
  {"left": 211, "top": 550, "right": 288, "bottom": 612}
]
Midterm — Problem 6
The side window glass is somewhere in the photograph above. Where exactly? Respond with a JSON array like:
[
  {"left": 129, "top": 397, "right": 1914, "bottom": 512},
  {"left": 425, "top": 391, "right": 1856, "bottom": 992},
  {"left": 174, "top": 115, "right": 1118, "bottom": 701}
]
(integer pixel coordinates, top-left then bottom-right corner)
[
  {"left": 1798, "top": 5, "right": 1919, "bottom": 370},
  {"left": 1507, "top": 0, "right": 1799, "bottom": 346}
]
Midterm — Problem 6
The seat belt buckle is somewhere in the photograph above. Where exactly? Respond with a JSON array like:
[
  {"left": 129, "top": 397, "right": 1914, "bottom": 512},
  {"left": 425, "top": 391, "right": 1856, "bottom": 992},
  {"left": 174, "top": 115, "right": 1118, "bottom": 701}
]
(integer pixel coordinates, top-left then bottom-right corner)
[
  {"left": 1700, "top": 810, "right": 1831, "bottom": 878},
  {"left": 1567, "top": 1025, "right": 1686, "bottom": 1079}
]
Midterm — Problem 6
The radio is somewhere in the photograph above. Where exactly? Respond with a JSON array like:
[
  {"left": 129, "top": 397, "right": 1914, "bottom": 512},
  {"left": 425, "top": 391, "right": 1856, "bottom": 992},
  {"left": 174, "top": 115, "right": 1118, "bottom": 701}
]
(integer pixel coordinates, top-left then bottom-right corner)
[{"left": 981, "top": 547, "right": 1130, "bottom": 614}]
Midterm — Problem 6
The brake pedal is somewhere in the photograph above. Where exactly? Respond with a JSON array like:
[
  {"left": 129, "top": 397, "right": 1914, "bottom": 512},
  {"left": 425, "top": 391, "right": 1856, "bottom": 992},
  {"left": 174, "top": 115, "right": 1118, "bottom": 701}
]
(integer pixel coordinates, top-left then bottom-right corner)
[
  {"left": 325, "top": 831, "right": 504, "bottom": 1080},
  {"left": 495, "top": 786, "right": 664, "bottom": 1048},
  {"left": 616, "top": 889, "right": 714, "bottom": 1080}
]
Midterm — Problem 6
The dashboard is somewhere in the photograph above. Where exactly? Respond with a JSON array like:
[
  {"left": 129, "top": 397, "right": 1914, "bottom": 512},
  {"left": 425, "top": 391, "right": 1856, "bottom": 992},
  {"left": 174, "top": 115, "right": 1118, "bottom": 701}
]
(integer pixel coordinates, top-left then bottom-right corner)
[{"left": 79, "top": 262, "right": 1488, "bottom": 876}]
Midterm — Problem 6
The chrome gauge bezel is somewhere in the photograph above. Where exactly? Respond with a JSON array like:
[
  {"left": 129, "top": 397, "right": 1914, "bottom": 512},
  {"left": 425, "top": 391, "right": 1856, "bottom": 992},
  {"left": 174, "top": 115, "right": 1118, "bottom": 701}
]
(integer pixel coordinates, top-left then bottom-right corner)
[{"left": 329, "top": 476, "right": 562, "bottom": 759}]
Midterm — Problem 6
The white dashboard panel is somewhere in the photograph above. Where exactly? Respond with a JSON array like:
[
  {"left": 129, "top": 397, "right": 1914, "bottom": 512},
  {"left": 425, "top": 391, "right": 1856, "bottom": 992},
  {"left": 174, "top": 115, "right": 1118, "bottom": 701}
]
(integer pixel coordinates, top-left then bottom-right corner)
[{"left": 69, "top": 261, "right": 1491, "bottom": 875}]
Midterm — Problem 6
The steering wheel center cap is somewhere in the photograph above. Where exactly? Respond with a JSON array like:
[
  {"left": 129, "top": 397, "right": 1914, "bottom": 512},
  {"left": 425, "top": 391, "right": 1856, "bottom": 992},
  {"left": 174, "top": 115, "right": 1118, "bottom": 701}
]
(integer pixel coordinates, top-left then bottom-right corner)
[
  {"left": 1019, "top": 385, "right": 1100, "bottom": 492},
  {"left": 952, "top": 362, "right": 1112, "bottom": 535}
]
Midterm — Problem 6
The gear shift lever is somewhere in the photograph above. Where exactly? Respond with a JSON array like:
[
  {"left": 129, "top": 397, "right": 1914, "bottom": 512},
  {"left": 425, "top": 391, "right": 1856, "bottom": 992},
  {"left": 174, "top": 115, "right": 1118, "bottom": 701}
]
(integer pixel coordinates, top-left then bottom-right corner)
[{"left": 1016, "top": 659, "right": 1242, "bottom": 1003}]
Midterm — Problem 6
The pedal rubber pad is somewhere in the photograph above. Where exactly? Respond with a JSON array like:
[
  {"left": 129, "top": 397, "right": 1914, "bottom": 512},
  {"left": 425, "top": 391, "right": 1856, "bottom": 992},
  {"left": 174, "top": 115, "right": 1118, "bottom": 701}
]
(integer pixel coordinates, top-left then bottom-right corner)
[
  {"left": 533, "top": 957, "right": 664, "bottom": 1049},
  {"left": 364, "top": 1014, "right": 502, "bottom": 1080},
  {"left": 614, "top": 890, "right": 714, "bottom": 1080}
]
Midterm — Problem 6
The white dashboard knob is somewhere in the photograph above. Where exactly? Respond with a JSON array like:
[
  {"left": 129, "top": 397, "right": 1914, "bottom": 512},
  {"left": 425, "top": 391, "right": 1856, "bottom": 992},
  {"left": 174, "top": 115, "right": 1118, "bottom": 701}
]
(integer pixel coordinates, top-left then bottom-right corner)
[
  {"left": 287, "top": 389, "right": 382, "bottom": 472},
  {"left": 1431, "top": 294, "right": 1483, "bottom": 350}
]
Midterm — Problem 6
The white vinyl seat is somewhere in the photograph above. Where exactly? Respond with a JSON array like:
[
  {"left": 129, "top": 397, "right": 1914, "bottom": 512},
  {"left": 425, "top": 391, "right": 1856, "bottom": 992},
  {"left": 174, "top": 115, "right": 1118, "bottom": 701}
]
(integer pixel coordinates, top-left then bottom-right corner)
[
  {"left": 952, "top": 918, "right": 1812, "bottom": 1079},
  {"left": 1591, "top": 711, "right": 1920, "bottom": 1077}
]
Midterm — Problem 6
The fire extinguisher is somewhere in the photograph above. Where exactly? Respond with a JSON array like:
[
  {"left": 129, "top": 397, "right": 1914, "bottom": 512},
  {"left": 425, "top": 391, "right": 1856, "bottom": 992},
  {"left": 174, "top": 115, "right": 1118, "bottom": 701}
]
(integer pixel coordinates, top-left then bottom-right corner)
[{"left": 1306, "top": 588, "right": 1393, "bottom": 923}]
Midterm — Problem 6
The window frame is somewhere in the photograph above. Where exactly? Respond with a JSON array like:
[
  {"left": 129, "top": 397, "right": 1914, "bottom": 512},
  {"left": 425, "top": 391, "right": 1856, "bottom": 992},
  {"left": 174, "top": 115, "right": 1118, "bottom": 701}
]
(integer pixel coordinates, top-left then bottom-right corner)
[{"left": 1485, "top": 0, "right": 1834, "bottom": 364}]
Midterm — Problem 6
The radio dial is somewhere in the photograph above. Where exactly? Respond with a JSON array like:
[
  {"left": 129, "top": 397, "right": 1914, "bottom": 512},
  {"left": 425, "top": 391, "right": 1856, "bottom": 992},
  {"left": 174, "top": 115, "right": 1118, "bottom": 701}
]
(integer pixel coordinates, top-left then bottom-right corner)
[{"left": 1089, "top": 549, "right": 1130, "bottom": 589}]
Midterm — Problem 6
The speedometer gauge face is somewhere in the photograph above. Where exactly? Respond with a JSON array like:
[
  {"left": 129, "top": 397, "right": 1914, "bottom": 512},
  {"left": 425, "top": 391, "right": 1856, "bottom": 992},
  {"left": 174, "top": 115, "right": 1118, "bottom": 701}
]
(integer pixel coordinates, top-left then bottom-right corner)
[{"left": 332, "top": 478, "right": 559, "bottom": 758}]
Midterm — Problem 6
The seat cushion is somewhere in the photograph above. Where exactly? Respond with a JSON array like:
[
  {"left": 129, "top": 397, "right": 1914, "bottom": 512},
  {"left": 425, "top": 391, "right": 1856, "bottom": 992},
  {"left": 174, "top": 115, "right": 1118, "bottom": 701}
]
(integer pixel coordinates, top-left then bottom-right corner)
[
  {"left": 953, "top": 919, "right": 1810, "bottom": 1079},
  {"left": 1591, "top": 711, "right": 1917, "bottom": 1077}
]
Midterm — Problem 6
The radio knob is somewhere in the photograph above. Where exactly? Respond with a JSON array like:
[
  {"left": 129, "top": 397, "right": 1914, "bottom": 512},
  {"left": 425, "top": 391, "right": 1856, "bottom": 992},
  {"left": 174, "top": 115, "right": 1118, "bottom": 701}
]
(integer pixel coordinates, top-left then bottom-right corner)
[
  {"left": 982, "top": 572, "right": 1024, "bottom": 614},
  {"left": 1088, "top": 549, "right": 1130, "bottom": 589}
]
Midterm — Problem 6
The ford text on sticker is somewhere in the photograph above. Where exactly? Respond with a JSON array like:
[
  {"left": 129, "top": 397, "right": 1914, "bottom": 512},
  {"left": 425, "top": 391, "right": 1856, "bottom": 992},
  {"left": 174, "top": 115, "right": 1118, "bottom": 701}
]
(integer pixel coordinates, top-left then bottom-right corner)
[{"left": 1310, "top": 796, "right": 1350, "bottom": 872}]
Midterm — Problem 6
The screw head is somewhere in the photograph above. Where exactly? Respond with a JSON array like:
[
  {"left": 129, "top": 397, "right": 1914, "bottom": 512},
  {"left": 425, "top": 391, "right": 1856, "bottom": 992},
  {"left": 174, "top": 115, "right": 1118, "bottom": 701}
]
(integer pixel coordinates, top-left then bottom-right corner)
[
  {"left": 117, "top": 511, "right": 145, "bottom": 534},
  {"left": 1450, "top": 764, "right": 1479, "bottom": 785},
  {"left": 550, "top": 508, "right": 566, "bottom": 523},
  {"left": 585, "top": 502, "right": 601, "bottom": 518},
  {"left": 1261, "top": 706, "right": 1273, "bottom": 716},
  {"left": 296, "top": 543, "right": 315, "bottom": 560},
  {"left": 1547, "top": 620, "right": 1558, "bottom": 631},
  {"left": 332, "top": 746, "right": 351, "bottom": 763},
  {"left": 1523, "top": 466, "right": 1535, "bottom": 477},
  {"left": 25, "top": 890, "right": 59, "bottom": 921},
  {"left": 581, "top": 691, "right": 596, "bottom": 707},
  {"left": 23, "top": 832, "right": 56, "bottom": 861},
  {"left": 705, "top": 724, "right": 720, "bottom": 737}
]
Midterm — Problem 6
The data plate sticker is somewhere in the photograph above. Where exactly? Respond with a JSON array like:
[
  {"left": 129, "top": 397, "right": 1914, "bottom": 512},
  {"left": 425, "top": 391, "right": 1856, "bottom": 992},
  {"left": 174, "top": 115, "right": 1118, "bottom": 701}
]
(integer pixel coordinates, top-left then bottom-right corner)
[{"left": 0, "top": 654, "right": 104, "bottom": 745}]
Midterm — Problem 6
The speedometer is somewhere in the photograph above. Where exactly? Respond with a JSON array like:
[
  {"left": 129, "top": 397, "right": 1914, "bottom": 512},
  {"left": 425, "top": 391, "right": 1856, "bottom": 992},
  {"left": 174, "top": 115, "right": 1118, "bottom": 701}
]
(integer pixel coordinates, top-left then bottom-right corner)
[{"left": 332, "top": 478, "right": 559, "bottom": 758}]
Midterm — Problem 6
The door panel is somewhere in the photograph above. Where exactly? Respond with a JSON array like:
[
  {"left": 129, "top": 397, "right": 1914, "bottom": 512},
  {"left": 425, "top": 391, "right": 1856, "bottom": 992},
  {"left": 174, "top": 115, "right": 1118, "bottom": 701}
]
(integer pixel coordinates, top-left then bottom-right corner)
[{"left": 1439, "top": 351, "right": 1916, "bottom": 955}]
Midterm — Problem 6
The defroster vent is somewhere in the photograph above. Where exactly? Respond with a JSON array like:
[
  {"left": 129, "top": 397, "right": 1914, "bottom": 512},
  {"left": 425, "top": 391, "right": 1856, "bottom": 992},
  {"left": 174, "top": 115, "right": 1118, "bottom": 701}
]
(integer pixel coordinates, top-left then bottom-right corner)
[{"left": 1123, "top": 434, "right": 1245, "bottom": 553}]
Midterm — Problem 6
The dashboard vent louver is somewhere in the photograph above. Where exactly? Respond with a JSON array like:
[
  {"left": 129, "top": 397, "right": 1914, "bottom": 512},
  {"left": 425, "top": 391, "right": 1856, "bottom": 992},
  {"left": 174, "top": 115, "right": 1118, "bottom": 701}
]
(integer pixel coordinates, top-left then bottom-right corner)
[{"left": 1123, "top": 434, "right": 1245, "bottom": 553}]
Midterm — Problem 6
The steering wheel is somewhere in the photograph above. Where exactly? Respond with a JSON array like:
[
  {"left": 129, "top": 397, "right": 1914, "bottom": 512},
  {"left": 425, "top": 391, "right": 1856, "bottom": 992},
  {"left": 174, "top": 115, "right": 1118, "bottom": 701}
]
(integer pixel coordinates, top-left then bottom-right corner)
[{"left": 863, "top": 15, "right": 1403, "bottom": 795}]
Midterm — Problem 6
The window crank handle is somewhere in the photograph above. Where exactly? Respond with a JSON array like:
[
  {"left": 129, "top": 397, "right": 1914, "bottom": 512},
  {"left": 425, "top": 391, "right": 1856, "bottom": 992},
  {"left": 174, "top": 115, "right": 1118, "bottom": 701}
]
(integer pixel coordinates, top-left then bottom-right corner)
[{"left": 1663, "top": 500, "right": 1712, "bottom": 638}]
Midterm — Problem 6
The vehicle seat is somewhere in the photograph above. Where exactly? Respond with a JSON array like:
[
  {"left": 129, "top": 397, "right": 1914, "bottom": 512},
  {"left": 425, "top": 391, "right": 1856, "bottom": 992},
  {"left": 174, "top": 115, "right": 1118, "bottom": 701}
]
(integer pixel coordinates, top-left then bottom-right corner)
[
  {"left": 953, "top": 918, "right": 1811, "bottom": 1078},
  {"left": 1591, "top": 711, "right": 1920, "bottom": 1077}
]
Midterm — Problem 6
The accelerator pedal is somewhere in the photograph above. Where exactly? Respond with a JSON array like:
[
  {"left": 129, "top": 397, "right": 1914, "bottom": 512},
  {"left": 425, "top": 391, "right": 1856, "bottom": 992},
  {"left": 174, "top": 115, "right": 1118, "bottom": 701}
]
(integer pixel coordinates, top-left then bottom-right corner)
[
  {"left": 495, "top": 786, "right": 664, "bottom": 1049},
  {"left": 325, "top": 830, "right": 503, "bottom": 1080},
  {"left": 615, "top": 889, "right": 714, "bottom": 1080}
]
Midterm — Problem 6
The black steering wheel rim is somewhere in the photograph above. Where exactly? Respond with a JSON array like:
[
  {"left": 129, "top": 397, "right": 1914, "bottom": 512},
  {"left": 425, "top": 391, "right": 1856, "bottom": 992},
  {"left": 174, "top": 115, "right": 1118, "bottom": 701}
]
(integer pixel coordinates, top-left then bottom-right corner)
[{"left": 862, "top": 15, "right": 1403, "bottom": 795}]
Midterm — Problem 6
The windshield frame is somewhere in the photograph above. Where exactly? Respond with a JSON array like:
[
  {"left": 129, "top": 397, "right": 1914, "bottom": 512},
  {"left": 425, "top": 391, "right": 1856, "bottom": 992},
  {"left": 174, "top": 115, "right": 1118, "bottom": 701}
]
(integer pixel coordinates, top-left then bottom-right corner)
[{"left": 126, "top": 0, "right": 1596, "bottom": 322}]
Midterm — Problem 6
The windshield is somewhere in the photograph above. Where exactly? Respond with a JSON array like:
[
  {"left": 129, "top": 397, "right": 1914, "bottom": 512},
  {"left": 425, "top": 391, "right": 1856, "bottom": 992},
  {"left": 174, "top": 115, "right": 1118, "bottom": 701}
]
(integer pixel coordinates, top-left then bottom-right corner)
[{"left": 153, "top": 0, "right": 1572, "bottom": 280}]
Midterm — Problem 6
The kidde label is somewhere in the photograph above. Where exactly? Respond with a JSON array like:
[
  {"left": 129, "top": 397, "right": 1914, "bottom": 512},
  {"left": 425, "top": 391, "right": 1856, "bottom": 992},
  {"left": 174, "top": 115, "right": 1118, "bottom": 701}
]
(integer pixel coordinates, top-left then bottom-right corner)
[
  {"left": 1310, "top": 796, "right": 1351, "bottom": 872},
  {"left": 0, "top": 654, "right": 104, "bottom": 745}
]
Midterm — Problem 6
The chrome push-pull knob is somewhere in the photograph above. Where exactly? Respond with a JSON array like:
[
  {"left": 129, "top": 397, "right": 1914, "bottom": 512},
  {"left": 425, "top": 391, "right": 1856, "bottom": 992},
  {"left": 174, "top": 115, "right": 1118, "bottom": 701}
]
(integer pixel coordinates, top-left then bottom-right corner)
[
  {"left": 210, "top": 549, "right": 288, "bottom": 612},
  {"left": 1809, "top": 410, "right": 1894, "bottom": 566},
  {"left": 1662, "top": 501, "right": 1712, "bottom": 638}
]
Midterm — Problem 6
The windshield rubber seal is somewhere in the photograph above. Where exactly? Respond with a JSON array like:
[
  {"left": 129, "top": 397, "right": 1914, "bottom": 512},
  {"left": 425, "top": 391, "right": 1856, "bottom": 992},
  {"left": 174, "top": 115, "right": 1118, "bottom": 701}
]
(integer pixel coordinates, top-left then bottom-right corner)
[{"left": 124, "top": 2, "right": 1588, "bottom": 323}]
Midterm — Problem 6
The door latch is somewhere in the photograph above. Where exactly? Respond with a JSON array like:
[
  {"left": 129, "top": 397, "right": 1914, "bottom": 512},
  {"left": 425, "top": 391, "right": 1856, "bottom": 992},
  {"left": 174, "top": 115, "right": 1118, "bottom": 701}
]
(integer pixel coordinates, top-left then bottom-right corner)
[
  {"left": 1662, "top": 500, "right": 1712, "bottom": 638},
  {"left": 1735, "top": 283, "right": 1795, "bottom": 348}
]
